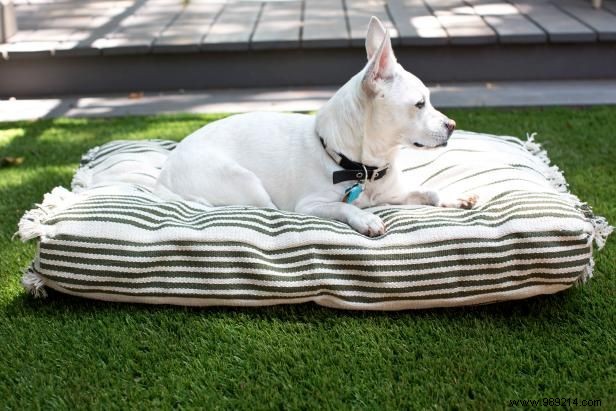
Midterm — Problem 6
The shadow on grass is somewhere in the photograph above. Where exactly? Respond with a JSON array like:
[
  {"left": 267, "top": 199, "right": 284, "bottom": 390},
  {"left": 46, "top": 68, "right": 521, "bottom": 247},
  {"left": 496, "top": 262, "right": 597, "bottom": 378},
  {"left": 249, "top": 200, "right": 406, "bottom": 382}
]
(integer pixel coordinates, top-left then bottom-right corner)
[
  {"left": 6, "top": 281, "right": 584, "bottom": 325},
  {"left": 0, "top": 115, "right": 221, "bottom": 169}
]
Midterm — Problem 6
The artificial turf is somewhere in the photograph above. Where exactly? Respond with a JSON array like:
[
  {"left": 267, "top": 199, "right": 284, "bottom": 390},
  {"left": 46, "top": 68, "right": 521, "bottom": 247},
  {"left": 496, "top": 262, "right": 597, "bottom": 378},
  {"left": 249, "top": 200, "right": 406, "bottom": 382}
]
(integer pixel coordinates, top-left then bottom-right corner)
[{"left": 0, "top": 107, "right": 614, "bottom": 409}]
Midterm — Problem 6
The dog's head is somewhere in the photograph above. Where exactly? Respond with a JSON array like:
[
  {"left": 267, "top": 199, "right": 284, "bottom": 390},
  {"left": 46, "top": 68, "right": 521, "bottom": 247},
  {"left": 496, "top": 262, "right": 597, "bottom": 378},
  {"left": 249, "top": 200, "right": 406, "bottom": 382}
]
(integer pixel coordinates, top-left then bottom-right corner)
[{"left": 361, "top": 17, "right": 455, "bottom": 149}]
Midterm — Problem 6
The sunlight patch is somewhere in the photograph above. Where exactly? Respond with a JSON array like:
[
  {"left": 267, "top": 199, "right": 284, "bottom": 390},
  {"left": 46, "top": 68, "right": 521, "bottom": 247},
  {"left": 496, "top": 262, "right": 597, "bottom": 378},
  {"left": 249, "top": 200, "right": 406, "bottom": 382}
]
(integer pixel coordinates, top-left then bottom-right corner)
[{"left": 0, "top": 128, "right": 25, "bottom": 148}]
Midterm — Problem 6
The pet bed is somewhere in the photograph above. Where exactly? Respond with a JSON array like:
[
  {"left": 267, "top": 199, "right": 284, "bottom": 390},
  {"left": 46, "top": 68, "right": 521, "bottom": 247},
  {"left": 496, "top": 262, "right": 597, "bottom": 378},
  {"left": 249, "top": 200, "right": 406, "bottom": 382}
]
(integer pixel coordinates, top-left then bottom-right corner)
[{"left": 18, "top": 132, "right": 611, "bottom": 310}]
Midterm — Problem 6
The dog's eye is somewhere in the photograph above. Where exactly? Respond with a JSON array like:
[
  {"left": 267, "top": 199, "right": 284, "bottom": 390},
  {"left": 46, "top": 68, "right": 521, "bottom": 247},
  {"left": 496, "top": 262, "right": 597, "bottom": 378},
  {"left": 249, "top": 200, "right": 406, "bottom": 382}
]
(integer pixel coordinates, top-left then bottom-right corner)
[{"left": 415, "top": 99, "right": 425, "bottom": 109}]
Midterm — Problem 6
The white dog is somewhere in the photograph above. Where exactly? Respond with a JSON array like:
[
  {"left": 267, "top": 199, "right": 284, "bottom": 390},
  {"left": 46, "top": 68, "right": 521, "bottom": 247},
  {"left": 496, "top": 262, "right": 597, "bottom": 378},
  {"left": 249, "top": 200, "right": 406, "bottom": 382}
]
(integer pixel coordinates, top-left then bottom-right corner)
[{"left": 155, "top": 17, "right": 477, "bottom": 237}]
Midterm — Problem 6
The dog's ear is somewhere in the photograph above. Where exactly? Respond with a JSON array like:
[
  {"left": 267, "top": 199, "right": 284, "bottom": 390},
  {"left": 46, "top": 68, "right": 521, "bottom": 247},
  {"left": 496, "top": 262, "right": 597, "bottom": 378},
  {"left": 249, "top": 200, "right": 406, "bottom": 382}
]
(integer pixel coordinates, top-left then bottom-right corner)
[
  {"left": 365, "top": 16, "right": 387, "bottom": 61},
  {"left": 363, "top": 20, "right": 396, "bottom": 93}
]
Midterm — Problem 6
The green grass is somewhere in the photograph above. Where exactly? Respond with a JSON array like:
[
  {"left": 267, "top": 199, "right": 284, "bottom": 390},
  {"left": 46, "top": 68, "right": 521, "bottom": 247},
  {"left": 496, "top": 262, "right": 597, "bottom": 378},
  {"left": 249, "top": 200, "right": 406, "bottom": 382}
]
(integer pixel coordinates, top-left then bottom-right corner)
[{"left": 0, "top": 108, "right": 614, "bottom": 410}]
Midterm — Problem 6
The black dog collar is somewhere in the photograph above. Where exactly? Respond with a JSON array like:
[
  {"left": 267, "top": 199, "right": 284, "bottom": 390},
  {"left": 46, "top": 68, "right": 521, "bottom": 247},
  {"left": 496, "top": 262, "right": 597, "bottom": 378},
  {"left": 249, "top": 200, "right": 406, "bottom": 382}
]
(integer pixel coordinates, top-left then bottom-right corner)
[{"left": 319, "top": 137, "right": 389, "bottom": 184}]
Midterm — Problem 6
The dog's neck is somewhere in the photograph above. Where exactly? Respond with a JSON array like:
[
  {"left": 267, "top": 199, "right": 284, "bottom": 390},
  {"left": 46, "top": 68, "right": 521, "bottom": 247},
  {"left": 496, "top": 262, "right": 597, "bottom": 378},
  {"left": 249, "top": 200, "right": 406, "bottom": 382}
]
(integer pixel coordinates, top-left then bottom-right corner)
[{"left": 315, "top": 73, "right": 399, "bottom": 169}]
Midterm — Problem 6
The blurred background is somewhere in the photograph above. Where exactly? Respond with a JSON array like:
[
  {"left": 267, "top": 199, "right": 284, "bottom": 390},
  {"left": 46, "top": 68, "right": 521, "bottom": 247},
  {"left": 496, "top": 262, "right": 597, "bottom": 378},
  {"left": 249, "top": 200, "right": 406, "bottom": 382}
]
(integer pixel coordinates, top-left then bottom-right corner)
[{"left": 1, "top": 0, "right": 615, "bottom": 117}]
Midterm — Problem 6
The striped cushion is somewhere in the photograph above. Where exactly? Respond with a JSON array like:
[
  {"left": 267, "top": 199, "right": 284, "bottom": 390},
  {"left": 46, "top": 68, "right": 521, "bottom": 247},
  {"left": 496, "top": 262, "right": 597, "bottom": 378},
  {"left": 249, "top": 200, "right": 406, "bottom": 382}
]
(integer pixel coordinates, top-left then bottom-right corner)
[{"left": 18, "top": 132, "right": 612, "bottom": 310}]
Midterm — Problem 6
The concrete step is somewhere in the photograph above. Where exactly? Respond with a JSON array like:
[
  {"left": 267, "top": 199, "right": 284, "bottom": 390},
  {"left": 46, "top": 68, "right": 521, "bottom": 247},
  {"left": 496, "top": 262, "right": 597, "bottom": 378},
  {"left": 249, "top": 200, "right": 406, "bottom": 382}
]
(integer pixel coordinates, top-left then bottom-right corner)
[
  {"left": 2, "top": 42, "right": 616, "bottom": 98},
  {"left": 2, "top": 0, "right": 616, "bottom": 98},
  {"left": 2, "top": 80, "right": 616, "bottom": 122}
]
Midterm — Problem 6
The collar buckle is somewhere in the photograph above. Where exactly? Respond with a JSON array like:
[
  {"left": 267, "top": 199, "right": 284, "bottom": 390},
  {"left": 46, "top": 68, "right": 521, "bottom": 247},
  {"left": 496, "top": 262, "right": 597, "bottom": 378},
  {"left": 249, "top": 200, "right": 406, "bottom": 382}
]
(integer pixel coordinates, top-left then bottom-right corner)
[{"left": 320, "top": 135, "right": 390, "bottom": 185}]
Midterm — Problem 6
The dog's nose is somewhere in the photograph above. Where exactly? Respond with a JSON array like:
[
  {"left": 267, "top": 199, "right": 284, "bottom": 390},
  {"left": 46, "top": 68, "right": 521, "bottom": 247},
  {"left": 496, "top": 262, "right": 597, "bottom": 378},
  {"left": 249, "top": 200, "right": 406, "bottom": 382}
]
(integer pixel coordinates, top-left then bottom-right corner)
[{"left": 444, "top": 119, "right": 456, "bottom": 135}]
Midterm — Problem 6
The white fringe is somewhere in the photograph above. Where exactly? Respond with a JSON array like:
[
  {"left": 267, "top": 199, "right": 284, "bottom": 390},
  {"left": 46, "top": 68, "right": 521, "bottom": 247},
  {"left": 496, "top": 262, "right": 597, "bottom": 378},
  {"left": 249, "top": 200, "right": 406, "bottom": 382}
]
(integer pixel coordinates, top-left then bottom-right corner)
[
  {"left": 588, "top": 214, "right": 613, "bottom": 250},
  {"left": 16, "top": 186, "right": 77, "bottom": 241},
  {"left": 71, "top": 145, "right": 101, "bottom": 192},
  {"left": 80, "top": 145, "right": 101, "bottom": 165},
  {"left": 71, "top": 166, "right": 93, "bottom": 193},
  {"left": 579, "top": 259, "right": 595, "bottom": 284},
  {"left": 524, "top": 132, "right": 613, "bottom": 284},
  {"left": 524, "top": 132, "right": 550, "bottom": 163},
  {"left": 545, "top": 165, "right": 569, "bottom": 193},
  {"left": 21, "top": 267, "right": 47, "bottom": 298},
  {"left": 524, "top": 133, "right": 569, "bottom": 192}
]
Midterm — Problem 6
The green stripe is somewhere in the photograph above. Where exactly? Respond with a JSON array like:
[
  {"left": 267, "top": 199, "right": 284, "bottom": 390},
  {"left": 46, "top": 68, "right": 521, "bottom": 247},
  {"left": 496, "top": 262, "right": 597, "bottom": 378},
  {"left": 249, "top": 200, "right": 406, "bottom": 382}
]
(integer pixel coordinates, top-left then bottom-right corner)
[
  {"left": 45, "top": 272, "right": 581, "bottom": 295},
  {"left": 40, "top": 238, "right": 588, "bottom": 263},
  {"left": 90, "top": 158, "right": 150, "bottom": 174},
  {"left": 437, "top": 167, "right": 540, "bottom": 190},
  {"left": 477, "top": 196, "right": 572, "bottom": 212},
  {"left": 39, "top": 248, "right": 589, "bottom": 275},
  {"left": 54, "top": 199, "right": 321, "bottom": 223},
  {"left": 88, "top": 146, "right": 172, "bottom": 168},
  {"left": 46, "top": 214, "right": 352, "bottom": 235},
  {"left": 461, "top": 178, "right": 548, "bottom": 194},
  {"left": 383, "top": 202, "right": 579, "bottom": 224},
  {"left": 77, "top": 189, "right": 575, "bottom": 220},
  {"left": 48, "top": 200, "right": 584, "bottom": 228},
  {"left": 91, "top": 146, "right": 171, "bottom": 159},
  {"left": 40, "top": 260, "right": 587, "bottom": 285},
  {"left": 452, "top": 133, "right": 527, "bottom": 148},
  {"left": 89, "top": 148, "right": 170, "bottom": 169},
  {"left": 385, "top": 206, "right": 583, "bottom": 228},
  {"left": 90, "top": 139, "right": 174, "bottom": 157},
  {"left": 74, "top": 194, "right": 315, "bottom": 218},
  {"left": 479, "top": 190, "right": 570, "bottom": 206},
  {"left": 452, "top": 132, "right": 524, "bottom": 144},
  {"left": 42, "top": 210, "right": 589, "bottom": 239},
  {"left": 40, "top": 247, "right": 589, "bottom": 273},
  {"left": 73, "top": 189, "right": 576, "bottom": 218},
  {"left": 43, "top": 209, "right": 586, "bottom": 237},
  {"left": 60, "top": 197, "right": 576, "bottom": 226},
  {"left": 49, "top": 201, "right": 333, "bottom": 224},
  {"left": 375, "top": 191, "right": 575, "bottom": 219},
  {"left": 386, "top": 212, "right": 587, "bottom": 236},
  {"left": 89, "top": 143, "right": 169, "bottom": 161},
  {"left": 131, "top": 172, "right": 158, "bottom": 180},
  {"left": 402, "top": 149, "right": 486, "bottom": 172},
  {"left": 48, "top": 230, "right": 588, "bottom": 251},
  {"left": 48, "top": 198, "right": 582, "bottom": 228},
  {"left": 420, "top": 165, "right": 458, "bottom": 186},
  {"left": 509, "top": 163, "right": 547, "bottom": 179}
]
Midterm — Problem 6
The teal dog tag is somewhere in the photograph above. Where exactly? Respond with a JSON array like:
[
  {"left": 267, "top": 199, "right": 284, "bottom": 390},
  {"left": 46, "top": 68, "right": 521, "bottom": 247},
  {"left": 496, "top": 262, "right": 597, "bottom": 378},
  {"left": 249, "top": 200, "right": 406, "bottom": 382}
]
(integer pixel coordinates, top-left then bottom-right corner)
[{"left": 343, "top": 183, "right": 363, "bottom": 204}]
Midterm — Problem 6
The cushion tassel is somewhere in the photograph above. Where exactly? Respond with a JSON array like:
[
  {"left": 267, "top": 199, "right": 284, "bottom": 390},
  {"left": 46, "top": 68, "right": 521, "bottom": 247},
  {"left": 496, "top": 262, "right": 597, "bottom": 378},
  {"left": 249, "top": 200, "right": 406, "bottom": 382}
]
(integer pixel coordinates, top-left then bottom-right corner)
[{"left": 21, "top": 266, "right": 47, "bottom": 298}]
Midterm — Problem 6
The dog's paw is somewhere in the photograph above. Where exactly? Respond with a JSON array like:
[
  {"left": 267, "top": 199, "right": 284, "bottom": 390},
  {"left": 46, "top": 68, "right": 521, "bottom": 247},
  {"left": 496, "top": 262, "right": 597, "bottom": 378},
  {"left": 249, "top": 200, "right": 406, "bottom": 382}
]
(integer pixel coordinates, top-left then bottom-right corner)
[
  {"left": 459, "top": 193, "right": 479, "bottom": 209},
  {"left": 349, "top": 212, "right": 386, "bottom": 237},
  {"left": 440, "top": 193, "right": 479, "bottom": 209}
]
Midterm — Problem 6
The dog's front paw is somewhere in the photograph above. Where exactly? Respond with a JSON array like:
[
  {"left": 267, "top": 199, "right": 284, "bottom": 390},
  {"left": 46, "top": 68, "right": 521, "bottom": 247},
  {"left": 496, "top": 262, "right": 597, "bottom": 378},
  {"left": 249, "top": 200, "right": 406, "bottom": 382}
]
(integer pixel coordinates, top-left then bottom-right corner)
[
  {"left": 440, "top": 193, "right": 479, "bottom": 209},
  {"left": 349, "top": 212, "right": 386, "bottom": 237}
]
